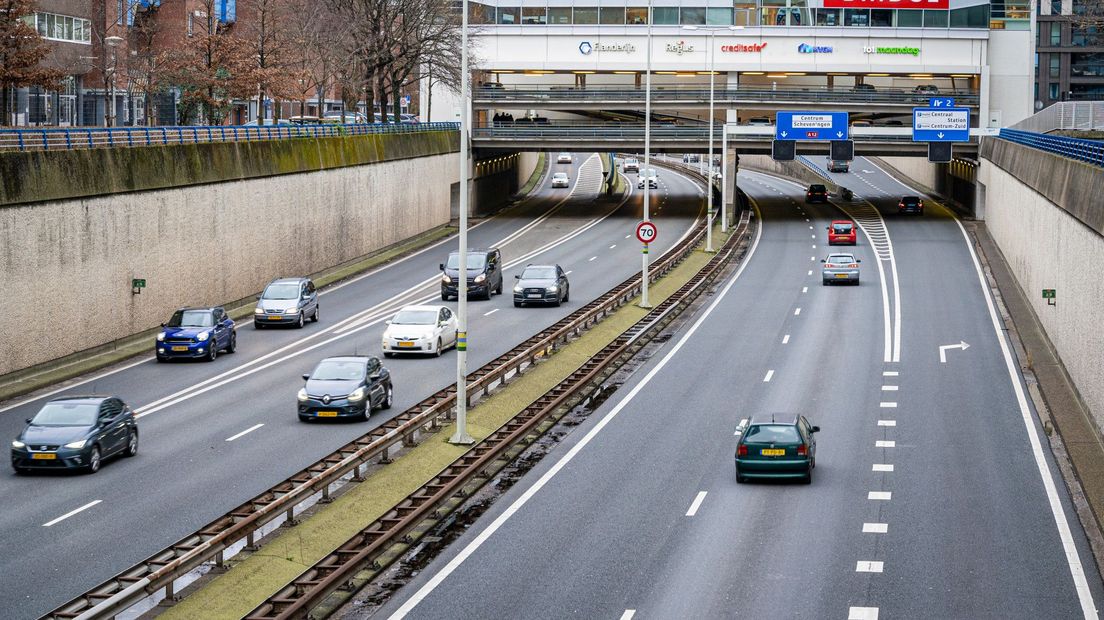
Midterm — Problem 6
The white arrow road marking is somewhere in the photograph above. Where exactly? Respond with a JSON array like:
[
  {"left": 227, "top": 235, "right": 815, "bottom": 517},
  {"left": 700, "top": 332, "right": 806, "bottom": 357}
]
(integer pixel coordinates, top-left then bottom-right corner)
[{"left": 939, "top": 341, "right": 970, "bottom": 363}]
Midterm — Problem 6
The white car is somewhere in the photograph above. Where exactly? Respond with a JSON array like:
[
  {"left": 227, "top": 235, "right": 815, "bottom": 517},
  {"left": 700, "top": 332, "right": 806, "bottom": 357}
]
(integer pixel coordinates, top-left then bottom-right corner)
[
  {"left": 622, "top": 158, "right": 640, "bottom": 173},
  {"left": 551, "top": 172, "right": 570, "bottom": 188},
  {"left": 382, "top": 305, "right": 458, "bottom": 357},
  {"left": 557, "top": 152, "right": 572, "bottom": 164},
  {"left": 637, "top": 169, "right": 658, "bottom": 189}
]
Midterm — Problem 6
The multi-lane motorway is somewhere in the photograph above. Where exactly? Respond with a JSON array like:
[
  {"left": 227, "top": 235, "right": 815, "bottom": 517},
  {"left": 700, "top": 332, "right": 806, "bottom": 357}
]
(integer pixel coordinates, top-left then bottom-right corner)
[
  {"left": 0, "top": 153, "right": 706, "bottom": 619},
  {"left": 374, "top": 159, "right": 1103, "bottom": 620}
]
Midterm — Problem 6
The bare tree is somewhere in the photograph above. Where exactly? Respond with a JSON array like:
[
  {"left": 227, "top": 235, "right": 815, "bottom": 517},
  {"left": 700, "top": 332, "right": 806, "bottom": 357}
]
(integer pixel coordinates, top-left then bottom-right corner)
[
  {"left": 0, "top": 0, "right": 63, "bottom": 125},
  {"left": 239, "top": 0, "right": 305, "bottom": 121},
  {"left": 129, "top": 4, "right": 175, "bottom": 125},
  {"left": 168, "top": 0, "right": 251, "bottom": 124},
  {"left": 1069, "top": 0, "right": 1104, "bottom": 27}
]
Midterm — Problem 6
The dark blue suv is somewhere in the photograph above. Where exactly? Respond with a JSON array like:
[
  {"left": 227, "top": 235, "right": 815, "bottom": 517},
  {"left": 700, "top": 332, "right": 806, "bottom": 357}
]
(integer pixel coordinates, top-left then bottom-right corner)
[{"left": 156, "top": 307, "right": 236, "bottom": 362}]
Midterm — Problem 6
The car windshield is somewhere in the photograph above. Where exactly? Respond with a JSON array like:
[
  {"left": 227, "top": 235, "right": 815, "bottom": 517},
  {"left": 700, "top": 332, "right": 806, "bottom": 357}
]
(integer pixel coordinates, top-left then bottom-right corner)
[
  {"left": 167, "top": 310, "right": 214, "bottom": 327},
  {"left": 832, "top": 223, "right": 853, "bottom": 234},
  {"left": 311, "top": 360, "right": 366, "bottom": 381},
  {"left": 522, "top": 266, "right": 557, "bottom": 279},
  {"left": 262, "top": 282, "right": 300, "bottom": 300},
  {"left": 446, "top": 254, "right": 487, "bottom": 270},
  {"left": 553, "top": 173, "right": 568, "bottom": 179},
  {"left": 744, "top": 424, "right": 801, "bottom": 443},
  {"left": 391, "top": 309, "right": 437, "bottom": 325},
  {"left": 32, "top": 402, "right": 99, "bottom": 427},
  {"left": 827, "top": 255, "right": 855, "bottom": 264}
]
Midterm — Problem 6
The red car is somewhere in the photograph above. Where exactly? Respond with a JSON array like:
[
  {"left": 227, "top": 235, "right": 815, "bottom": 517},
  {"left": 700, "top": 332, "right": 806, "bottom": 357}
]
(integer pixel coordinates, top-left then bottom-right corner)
[{"left": 827, "top": 220, "right": 857, "bottom": 245}]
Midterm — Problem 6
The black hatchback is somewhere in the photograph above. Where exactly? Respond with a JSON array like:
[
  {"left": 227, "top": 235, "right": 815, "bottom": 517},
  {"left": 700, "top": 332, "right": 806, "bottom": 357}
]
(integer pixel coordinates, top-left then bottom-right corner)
[
  {"left": 11, "top": 396, "right": 138, "bottom": 474},
  {"left": 298, "top": 356, "right": 393, "bottom": 421},
  {"left": 806, "top": 184, "right": 829, "bottom": 204}
]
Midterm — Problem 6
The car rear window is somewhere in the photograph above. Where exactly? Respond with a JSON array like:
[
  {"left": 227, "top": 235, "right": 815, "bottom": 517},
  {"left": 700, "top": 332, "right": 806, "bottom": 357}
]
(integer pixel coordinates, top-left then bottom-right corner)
[
  {"left": 902, "top": 196, "right": 920, "bottom": 204},
  {"left": 744, "top": 424, "right": 800, "bottom": 443},
  {"left": 832, "top": 223, "right": 853, "bottom": 234},
  {"left": 827, "top": 254, "right": 855, "bottom": 263},
  {"left": 810, "top": 185, "right": 826, "bottom": 192}
]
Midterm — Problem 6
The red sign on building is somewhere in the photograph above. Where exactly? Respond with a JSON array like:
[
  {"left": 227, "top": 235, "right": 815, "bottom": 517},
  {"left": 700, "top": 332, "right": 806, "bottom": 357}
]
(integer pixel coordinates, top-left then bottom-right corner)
[{"left": 823, "top": 0, "right": 949, "bottom": 9}]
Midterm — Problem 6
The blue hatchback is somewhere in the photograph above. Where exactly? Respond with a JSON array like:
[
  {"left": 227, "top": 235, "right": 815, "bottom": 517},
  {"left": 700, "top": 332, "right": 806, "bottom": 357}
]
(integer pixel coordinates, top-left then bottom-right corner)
[{"left": 156, "top": 307, "right": 237, "bottom": 362}]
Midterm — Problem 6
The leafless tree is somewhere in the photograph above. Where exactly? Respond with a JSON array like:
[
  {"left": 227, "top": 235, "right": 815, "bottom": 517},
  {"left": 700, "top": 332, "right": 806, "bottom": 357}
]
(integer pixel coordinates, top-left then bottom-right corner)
[{"left": 0, "top": 0, "right": 64, "bottom": 125}]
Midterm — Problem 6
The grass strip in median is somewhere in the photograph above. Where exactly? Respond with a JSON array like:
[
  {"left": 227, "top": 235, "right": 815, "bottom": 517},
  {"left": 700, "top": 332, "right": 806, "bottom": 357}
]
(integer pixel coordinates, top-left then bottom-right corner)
[{"left": 160, "top": 227, "right": 728, "bottom": 620}]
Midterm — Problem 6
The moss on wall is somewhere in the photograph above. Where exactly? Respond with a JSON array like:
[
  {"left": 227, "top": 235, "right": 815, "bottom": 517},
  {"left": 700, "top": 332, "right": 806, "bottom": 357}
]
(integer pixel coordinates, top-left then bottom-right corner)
[{"left": 0, "top": 130, "right": 459, "bottom": 207}]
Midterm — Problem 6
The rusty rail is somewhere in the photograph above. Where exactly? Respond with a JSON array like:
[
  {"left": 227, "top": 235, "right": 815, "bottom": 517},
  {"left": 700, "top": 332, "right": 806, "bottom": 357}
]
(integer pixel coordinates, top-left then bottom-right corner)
[
  {"left": 47, "top": 170, "right": 716, "bottom": 620},
  {"left": 247, "top": 208, "right": 752, "bottom": 619}
]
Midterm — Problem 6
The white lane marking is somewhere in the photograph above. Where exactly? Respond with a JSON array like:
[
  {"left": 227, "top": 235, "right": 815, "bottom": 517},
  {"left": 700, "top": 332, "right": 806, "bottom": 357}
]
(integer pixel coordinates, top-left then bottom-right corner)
[
  {"left": 868, "top": 491, "right": 892, "bottom": 500},
  {"left": 763, "top": 370, "right": 774, "bottom": 382},
  {"left": 873, "top": 463, "right": 894, "bottom": 472},
  {"left": 863, "top": 523, "right": 889, "bottom": 533},
  {"left": 812, "top": 245, "right": 817, "bottom": 249},
  {"left": 849, "top": 607, "right": 879, "bottom": 620},
  {"left": 805, "top": 218, "right": 810, "bottom": 222},
  {"left": 794, "top": 308, "right": 801, "bottom": 316},
  {"left": 810, "top": 256, "right": 815, "bottom": 261},
  {"left": 807, "top": 270, "right": 813, "bottom": 276},
  {"left": 811, "top": 235, "right": 816, "bottom": 239},
  {"left": 565, "top": 271, "right": 573, "bottom": 275},
  {"left": 609, "top": 244, "right": 617, "bottom": 249},
  {"left": 809, "top": 226, "right": 814, "bottom": 230},
  {"left": 386, "top": 194, "right": 766, "bottom": 620},
  {"left": 878, "top": 420, "right": 897, "bottom": 427},
  {"left": 782, "top": 334, "right": 790, "bottom": 344},
  {"left": 802, "top": 287, "right": 808, "bottom": 293},
  {"left": 882, "top": 385, "right": 898, "bottom": 391},
  {"left": 621, "top": 611, "right": 636, "bottom": 620},
  {"left": 875, "top": 440, "right": 896, "bottom": 448},
  {"left": 879, "top": 402, "right": 897, "bottom": 408},
  {"left": 625, "top": 234, "right": 631, "bottom": 238},
  {"left": 953, "top": 216, "right": 1097, "bottom": 617},
  {"left": 483, "top": 309, "right": 499, "bottom": 316},
  {"left": 686, "top": 491, "right": 708, "bottom": 517},
  {"left": 588, "top": 256, "right": 597, "bottom": 262},
  {"left": 856, "top": 561, "right": 884, "bottom": 573},
  {"left": 226, "top": 423, "right": 264, "bottom": 442},
  {"left": 43, "top": 500, "right": 102, "bottom": 527},
  {"left": 883, "top": 371, "right": 899, "bottom": 377}
]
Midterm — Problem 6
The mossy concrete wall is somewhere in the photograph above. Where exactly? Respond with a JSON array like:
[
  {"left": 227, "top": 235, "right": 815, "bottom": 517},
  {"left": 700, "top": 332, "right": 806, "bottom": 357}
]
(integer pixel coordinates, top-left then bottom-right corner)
[{"left": 0, "top": 133, "right": 460, "bottom": 375}]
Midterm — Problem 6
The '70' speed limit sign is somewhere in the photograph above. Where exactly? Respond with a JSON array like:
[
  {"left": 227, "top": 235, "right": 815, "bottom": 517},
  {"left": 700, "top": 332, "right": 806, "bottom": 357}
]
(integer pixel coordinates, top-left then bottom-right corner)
[{"left": 636, "top": 221, "right": 657, "bottom": 245}]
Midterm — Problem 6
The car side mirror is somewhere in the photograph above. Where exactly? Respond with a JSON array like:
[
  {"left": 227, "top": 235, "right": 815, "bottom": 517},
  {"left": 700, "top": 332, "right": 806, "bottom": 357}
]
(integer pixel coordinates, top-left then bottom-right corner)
[
  {"left": 489, "top": 264, "right": 496, "bottom": 271},
  {"left": 811, "top": 425, "right": 821, "bottom": 433},
  {"left": 820, "top": 259, "right": 826, "bottom": 263},
  {"left": 160, "top": 323, "right": 166, "bottom": 327},
  {"left": 515, "top": 274, "right": 521, "bottom": 279},
  {"left": 369, "top": 373, "right": 381, "bottom": 381},
  {"left": 302, "top": 373, "right": 310, "bottom": 381},
  {"left": 857, "top": 259, "right": 862, "bottom": 263},
  {"left": 25, "top": 418, "right": 32, "bottom": 424},
  {"left": 825, "top": 226, "right": 830, "bottom": 230},
  {"left": 384, "top": 320, "right": 391, "bottom": 325},
  {"left": 439, "top": 263, "right": 445, "bottom": 271}
]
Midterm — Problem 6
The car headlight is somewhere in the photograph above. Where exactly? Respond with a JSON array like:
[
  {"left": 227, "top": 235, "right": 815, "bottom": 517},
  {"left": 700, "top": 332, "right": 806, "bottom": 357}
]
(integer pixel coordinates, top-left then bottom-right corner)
[
  {"left": 285, "top": 308, "right": 299, "bottom": 315},
  {"left": 197, "top": 331, "right": 210, "bottom": 341},
  {"left": 156, "top": 332, "right": 165, "bottom": 342},
  {"left": 547, "top": 285, "right": 558, "bottom": 292},
  {"left": 474, "top": 274, "right": 486, "bottom": 284},
  {"left": 297, "top": 388, "right": 309, "bottom": 402},
  {"left": 514, "top": 285, "right": 523, "bottom": 293},
  {"left": 347, "top": 387, "right": 367, "bottom": 402},
  {"left": 12, "top": 440, "right": 25, "bottom": 449},
  {"left": 254, "top": 308, "right": 264, "bottom": 315},
  {"left": 442, "top": 275, "right": 452, "bottom": 284},
  {"left": 63, "top": 439, "right": 87, "bottom": 449}
]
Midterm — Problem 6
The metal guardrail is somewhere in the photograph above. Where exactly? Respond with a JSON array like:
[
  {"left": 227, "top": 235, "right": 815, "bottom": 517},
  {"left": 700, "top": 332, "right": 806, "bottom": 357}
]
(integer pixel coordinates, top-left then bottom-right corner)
[
  {"left": 475, "top": 85, "right": 980, "bottom": 107},
  {"left": 0, "top": 122, "right": 459, "bottom": 153},
  {"left": 47, "top": 179, "right": 711, "bottom": 620},
  {"left": 1010, "top": 101, "right": 1104, "bottom": 133},
  {"left": 997, "top": 128, "right": 1104, "bottom": 168}
]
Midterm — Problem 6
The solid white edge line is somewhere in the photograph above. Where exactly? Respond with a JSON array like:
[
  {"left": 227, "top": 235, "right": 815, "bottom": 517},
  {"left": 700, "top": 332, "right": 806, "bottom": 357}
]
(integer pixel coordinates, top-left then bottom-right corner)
[
  {"left": 386, "top": 194, "right": 765, "bottom": 620},
  {"left": 952, "top": 216, "right": 1097, "bottom": 618},
  {"left": 685, "top": 491, "right": 708, "bottom": 517},
  {"left": 42, "top": 499, "right": 103, "bottom": 527},
  {"left": 226, "top": 423, "right": 264, "bottom": 442}
]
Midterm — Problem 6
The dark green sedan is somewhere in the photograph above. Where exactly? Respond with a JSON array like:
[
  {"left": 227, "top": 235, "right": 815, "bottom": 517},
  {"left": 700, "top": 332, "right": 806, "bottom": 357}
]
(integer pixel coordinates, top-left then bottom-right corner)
[{"left": 734, "top": 415, "right": 819, "bottom": 484}]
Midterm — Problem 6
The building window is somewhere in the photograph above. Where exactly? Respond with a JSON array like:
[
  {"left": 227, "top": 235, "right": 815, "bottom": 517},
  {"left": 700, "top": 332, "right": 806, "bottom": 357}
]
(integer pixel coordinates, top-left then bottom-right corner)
[
  {"left": 29, "top": 12, "right": 92, "bottom": 44},
  {"left": 1050, "top": 55, "right": 1061, "bottom": 77},
  {"left": 1072, "top": 26, "right": 1101, "bottom": 46},
  {"left": 653, "top": 7, "right": 679, "bottom": 24},
  {"left": 844, "top": 9, "right": 869, "bottom": 26},
  {"left": 626, "top": 7, "right": 648, "bottom": 24},
  {"left": 707, "top": 8, "right": 733, "bottom": 25},
  {"left": 951, "top": 5, "right": 989, "bottom": 27},
  {"left": 1052, "top": 0, "right": 1062, "bottom": 14},
  {"left": 600, "top": 7, "right": 625, "bottom": 24},
  {"left": 521, "top": 7, "right": 546, "bottom": 24},
  {"left": 734, "top": 3, "right": 756, "bottom": 25},
  {"left": 924, "top": 9, "right": 949, "bottom": 27},
  {"left": 471, "top": 3, "right": 495, "bottom": 24},
  {"left": 870, "top": 9, "right": 893, "bottom": 26},
  {"left": 574, "top": 7, "right": 598, "bottom": 24},
  {"left": 815, "top": 8, "right": 841, "bottom": 25},
  {"left": 897, "top": 10, "right": 923, "bottom": 27},
  {"left": 548, "top": 7, "right": 571, "bottom": 24},
  {"left": 1049, "top": 83, "right": 1060, "bottom": 100},
  {"left": 497, "top": 7, "right": 520, "bottom": 24},
  {"left": 1071, "top": 52, "right": 1104, "bottom": 76},
  {"left": 681, "top": 7, "right": 707, "bottom": 25}
]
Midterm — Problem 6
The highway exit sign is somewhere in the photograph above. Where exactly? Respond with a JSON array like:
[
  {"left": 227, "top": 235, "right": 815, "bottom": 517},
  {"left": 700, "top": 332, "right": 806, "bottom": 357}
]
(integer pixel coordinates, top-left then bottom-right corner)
[
  {"left": 776, "top": 112, "right": 849, "bottom": 141},
  {"left": 912, "top": 107, "right": 970, "bottom": 142}
]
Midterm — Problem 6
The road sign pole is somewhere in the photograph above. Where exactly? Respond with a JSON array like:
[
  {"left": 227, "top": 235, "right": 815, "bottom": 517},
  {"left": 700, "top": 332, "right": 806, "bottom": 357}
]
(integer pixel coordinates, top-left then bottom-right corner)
[
  {"left": 721, "top": 121, "right": 728, "bottom": 233},
  {"left": 705, "top": 29, "right": 715, "bottom": 253},
  {"left": 641, "top": 0, "right": 652, "bottom": 309},
  {"left": 450, "top": 0, "right": 474, "bottom": 446}
]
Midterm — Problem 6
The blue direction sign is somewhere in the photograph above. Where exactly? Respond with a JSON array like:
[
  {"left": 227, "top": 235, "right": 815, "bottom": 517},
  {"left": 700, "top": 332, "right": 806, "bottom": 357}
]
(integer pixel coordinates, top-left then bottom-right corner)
[
  {"left": 775, "top": 111, "right": 849, "bottom": 141},
  {"left": 930, "top": 97, "right": 956, "bottom": 108},
  {"left": 912, "top": 107, "right": 970, "bottom": 142}
]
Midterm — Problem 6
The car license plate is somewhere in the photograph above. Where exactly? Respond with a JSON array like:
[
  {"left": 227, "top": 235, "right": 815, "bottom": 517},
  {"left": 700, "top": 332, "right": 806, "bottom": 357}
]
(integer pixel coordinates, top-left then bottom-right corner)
[
  {"left": 267, "top": 315, "right": 282, "bottom": 320},
  {"left": 527, "top": 294, "right": 542, "bottom": 299},
  {"left": 31, "top": 453, "right": 57, "bottom": 460},
  {"left": 316, "top": 411, "right": 338, "bottom": 417},
  {"left": 835, "top": 274, "right": 849, "bottom": 278},
  {"left": 171, "top": 346, "right": 188, "bottom": 351},
  {"left": 761, "top": 448, "right": 786, "bottom": 456},
  {"left": 397, "top": 341, "right": 414, "bottom": 348}
]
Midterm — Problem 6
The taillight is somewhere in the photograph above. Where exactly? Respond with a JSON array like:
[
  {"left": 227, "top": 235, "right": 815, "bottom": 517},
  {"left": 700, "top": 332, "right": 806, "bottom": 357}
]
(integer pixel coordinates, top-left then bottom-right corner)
[
  {"left": 797, "top": 445, "right": 807, "bottom": 456},
  {"left": 848, "top": 263, "right": 858, "bottom": 268},
  {"left": 826, "top": 264, "right": 835, "bottom": 268},
  {"left": 738, "top": 445, "right": 748, "bottom": 457},
  {"left": 919, "top": 200, "right": 924, "bottom": 207},
  {"left": 898, "top": 202, "right": 904, "bottom": 208}
]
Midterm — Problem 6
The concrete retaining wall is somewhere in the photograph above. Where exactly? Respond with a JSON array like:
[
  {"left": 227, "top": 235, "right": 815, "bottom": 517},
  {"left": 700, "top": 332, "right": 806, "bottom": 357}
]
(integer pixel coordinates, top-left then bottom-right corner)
[
  {"left": 877, "top": 157, "right": 938, "bottom": 189},
  {"left": 978, "top": 158, "right": 1104, "bottom": 430}
]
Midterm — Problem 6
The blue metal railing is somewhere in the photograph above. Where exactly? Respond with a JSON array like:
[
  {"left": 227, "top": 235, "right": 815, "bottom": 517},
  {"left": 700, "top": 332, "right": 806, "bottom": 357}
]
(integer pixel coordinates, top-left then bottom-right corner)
[
  {"left": 998, "top": 128, "right": 1104, "bottom": 168},
  {"left": 0, "top": 122, "right": 460, "bottom": 152}
]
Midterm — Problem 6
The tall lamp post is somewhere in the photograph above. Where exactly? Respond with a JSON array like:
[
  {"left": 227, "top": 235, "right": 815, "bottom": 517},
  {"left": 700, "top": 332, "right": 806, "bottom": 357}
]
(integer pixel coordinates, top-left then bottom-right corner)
[
  {"left": 450, "top": 0, "right": 474, "bottom": 445},
  {"left": 104, "top": 35, "right": 123, "bottom": 127},
  {"left": 640, "top": 0, "right": 653, "bottom": 309},
  {"left": 682, "top": 25, "right": 739, "bottom": 249}
]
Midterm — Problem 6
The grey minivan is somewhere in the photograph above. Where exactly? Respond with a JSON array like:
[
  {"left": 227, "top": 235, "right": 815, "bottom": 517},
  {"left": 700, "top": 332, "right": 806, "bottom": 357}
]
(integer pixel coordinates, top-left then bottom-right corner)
[
  {"left": 255, "top": 277, "right": 319, "bottom": 328},
  {"left": 441, "top": 248, "right": 503, "bottom": 300}
]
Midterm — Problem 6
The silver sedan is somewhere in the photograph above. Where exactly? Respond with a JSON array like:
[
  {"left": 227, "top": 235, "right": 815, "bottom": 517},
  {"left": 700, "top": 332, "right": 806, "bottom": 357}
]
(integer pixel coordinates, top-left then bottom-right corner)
[{"left": 821, "top": 253, "right": 861, "bottom": 285}]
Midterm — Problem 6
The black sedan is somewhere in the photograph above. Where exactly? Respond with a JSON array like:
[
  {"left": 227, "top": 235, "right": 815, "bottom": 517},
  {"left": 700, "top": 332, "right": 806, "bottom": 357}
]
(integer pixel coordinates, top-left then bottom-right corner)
[
  {"left": 11, "top": 396, "right": 138, "bottom": 474},
  {"left": 298, "top": 356, "right": 393, "bottom": 421},
  {"left": 513, "top": 264, "right": 570, "bottom": 307}
]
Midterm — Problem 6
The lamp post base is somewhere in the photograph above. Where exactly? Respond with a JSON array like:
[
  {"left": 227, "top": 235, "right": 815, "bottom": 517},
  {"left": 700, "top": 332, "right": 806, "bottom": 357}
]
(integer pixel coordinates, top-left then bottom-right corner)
[{"left": 449, "top": 432, "right": 475, "bottom": 445}]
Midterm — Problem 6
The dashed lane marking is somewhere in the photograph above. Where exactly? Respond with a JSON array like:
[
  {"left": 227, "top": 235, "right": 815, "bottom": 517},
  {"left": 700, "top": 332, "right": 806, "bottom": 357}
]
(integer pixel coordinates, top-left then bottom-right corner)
[
  {"left": 877, "top": 420, "right": 896, "bottom": 427},
  {"left": 226, "top": 423, "right": 264, "bottom": 442},
  {"left": 849, "top": 607, "right": 879, "bottom": 620},
  {"left": 763, "top": 370, "right": 774, "bottom": 382},
  {"left": 875, "top": 440, "right": 896, "bottom": 448},
  {"left": 621, "top": 611, "right": 636, "bottom": 620},
  {"left": 873, "top": 464, "right": 894, "bottom": 472},
  {"left": 856, "top": 561, "right": 884, "bottom": 573},
  {"left": 43, "top": 500, "right": 102, "bottom": 527},
  {"left": 868, "top": 491, "right": 892, "bottom": 500},
  {"left": 686, "top": 491, "right": 708, "bottom": 517},
  {"left": 782, "top": 334, "right": 790, "bottom": 344},
  {"left": 588, "top": 256, "right": 597, "bottom": 262},
  {"left": 863, "top": 523, "right": 889, "bottom": 534},
  {"left": 484, "top": 309, "right": 499, "bottom": 316},
  {"left": 883, "top": 371, "right": 899, "bottom": 377},
  {"left": 794, "top": 308, "right": 802, "bottom": 316},
  {"left": 882, "top": 386, "right": 898, "bottom": 391},
  {"left": 802, "top": 287, "right": 808, "bottom": 293},
  {"left": 880, "top": 402, "right": 897, "bottom": 408}
]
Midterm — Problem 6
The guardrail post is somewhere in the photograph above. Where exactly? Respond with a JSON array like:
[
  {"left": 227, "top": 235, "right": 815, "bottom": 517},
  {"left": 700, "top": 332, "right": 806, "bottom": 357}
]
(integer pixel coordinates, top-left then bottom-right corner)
[
  {"left": 286, "top": 505, "right": 299, "bottom": 526},
  {"left": 165, "top": 579, "right": 177, "bottom": 602},
  {"left": 145, "top": 128, "right": 151, "bottom": 146},
  {"left": 353, "top": 463, "right": 365, "bottom": 482},
  {"left": 246, "top": 531, "right": 258, "bottom": 550},
  {"left": 379, "top": 444, "right": 393, "bottom": 464},
  {"left": 64, "top": 129, "right": 71, "bottom": 150},
  {"left": 215, "top": 550, "right": 225, "bottom": 568},
  {"left": 41, "top": 129, "right": 48, "bottom": 149},
  {"left": 107, "top": 129, "right": 114, "bottom": 148},
  {"left": 320, "top": 482, "right": 333, "bottom": 504},
  {"left": 403, "top": 430, "right": 418, "bottom": 447},
  {"left": 127, "top": 129, "right": 134, "bottom": 147}
]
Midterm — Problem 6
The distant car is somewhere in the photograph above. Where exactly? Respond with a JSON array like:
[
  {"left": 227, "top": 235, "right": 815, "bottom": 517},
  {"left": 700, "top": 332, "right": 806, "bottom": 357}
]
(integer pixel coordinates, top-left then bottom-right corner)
[
  {"left": 899, "top": 195, "right": 924, "bottom": 215},
  {"left": 827, "top": 220, "right": 857, "bottom": 245},
  {"left": 622, "top": 158, "right": 640, "bottom": 173},
  {"left": 156, "top": 307, "right": 236, "bottom": 362},
  {"left": 482, "top": 82, "right": 505, "bottom": 90},
  {"left": 288, "top": 115, "right": 326, "bottom": 125},
  {"left": 400, "top": 113, "right": 419, "bottom": 124},
  {"left": 242, "top": 118, "right": 292, "bottom": 126},
  {"left": 827, "top": 159, "right": 850, "bottom": 173},
  {"left": 513, "top": 264, "right": 570, "bottom": 307},
  {"left": 851, "top": 120, "right": 873, "bottom": 127},
  {"left": 821, "top": 253, "right": 861, "bottom": 285},
  {"left": 557, "top": 152, "right": 572, "bottom": 164},
  {"left": 551, "top": 172, "right": 570, "bottom": 188},
  {"left": 298, "top": 356, "right": 392, "bottom": 421},
  {"left": 255, "top": 277, "right": 319, "bottom": 329},
  {"left": 734, "top": 415, "right": 819, "bottom": 483},
  {"left": 885, "top": 119, "right": 905, "bottom": 126},
  {"left": 747, "top": 117, "right": 771, "bottom": 126},
  {"left": 852, "top": 83, "right": 876, "bottom": 93},
  {"left": 683, "top": 154, "right": 701, "bottom": 163},
  {"left": 441, "top": 248, "right": 503, "bottom": 300},
  {"left": 913, "top": 84, "right": 940, "bottom": 101},
  {"left": 11, "top": 396, "right": 138, "bottom": 474},
  {"left": 637, "top": 169, "right": 658, "bottom": 189},
  {"left": 324, "top": 112, "right": 370, "bottom": 124},
  {"left": 805, "top": 184, "right": 828, "bottom": 203},
  {"left": 382, "top": 305, "right": 458, "bottom": 357}
]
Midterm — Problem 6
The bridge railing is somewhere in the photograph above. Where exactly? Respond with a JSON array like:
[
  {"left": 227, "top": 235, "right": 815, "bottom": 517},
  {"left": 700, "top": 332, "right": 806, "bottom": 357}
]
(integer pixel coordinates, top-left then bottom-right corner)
[
  {"left": 997, "top": 128, "right": 1104, "bottom": 168},
  {"left": 0, "top": 122, "right": 460, "bottom": 152},
  {"left": 1010, "top": 101, "right": 1104, "bottom": 133},
  {"left": 474, "top": 85, "right": 980, "bottom": 107}
]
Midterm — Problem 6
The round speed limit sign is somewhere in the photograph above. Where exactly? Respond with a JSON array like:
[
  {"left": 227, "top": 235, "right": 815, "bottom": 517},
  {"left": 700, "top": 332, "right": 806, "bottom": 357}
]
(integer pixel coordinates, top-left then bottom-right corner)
[{"left": 636, "top": 221, "right": 657, "bottom": 244}]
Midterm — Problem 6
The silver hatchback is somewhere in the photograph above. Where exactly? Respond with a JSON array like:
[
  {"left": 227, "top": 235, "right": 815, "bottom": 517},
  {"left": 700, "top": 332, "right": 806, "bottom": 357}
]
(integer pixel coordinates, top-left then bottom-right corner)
[
  {"left": 255, "top": 277, "right": 320, "bottom": 328},
  {"left": 821, "top": 253, "right": 861, "bottom": 285}
]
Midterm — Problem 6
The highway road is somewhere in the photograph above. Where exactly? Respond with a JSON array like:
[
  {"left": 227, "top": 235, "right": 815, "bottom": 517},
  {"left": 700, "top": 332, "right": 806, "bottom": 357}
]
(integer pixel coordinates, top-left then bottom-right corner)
[
  {"left": 0, "top": 153, "right": 704, "bottom": 619},
  {"left": 375, "top": 162, "right": 1104, "bottom": 620}
]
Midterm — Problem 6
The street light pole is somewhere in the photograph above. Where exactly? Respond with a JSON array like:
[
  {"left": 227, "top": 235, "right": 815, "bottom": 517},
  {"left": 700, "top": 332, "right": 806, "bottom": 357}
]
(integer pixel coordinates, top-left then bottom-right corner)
[
  {"left": 640, "top": 0, "right": 653, "bottom": 309},
  {"left": 705, "top": 28, "right": 715, "bottom": 252},
  {"left": 450, "top": 0, "right": 474, "bottom": 445},
  {"left": 105, "top": 36, "right": 123, "bottom": 128}
]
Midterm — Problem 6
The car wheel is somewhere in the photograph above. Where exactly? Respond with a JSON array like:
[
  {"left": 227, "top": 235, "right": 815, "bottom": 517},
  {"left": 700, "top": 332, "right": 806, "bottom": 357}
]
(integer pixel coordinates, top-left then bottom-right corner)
[
  {"left": 226, "top": 332, "right": 237, "bottom": 354},
  {"left": 312, "top": 305, "right": 320, "bottom": 322},
  {"left": 296, "top": 312, "right": 305, "bottom": 329},
  {"left": 254, "top": 322, "right": 264, "bottom": 330},
  {"left": 563, "top": 287, "right": 569, "bottom": 303},
  {"left": 803, "top": 469, "right": 813, "bottom": 484},
  {"left": 124, "top": 430, "right": 138, "bottom": 457},
  {"left": 86, "top": 445, "right": 101, "bottom": 474},
  {"left": 435, "top": 338, "right": 443, "bottom": 357},
  {"left": 12, "top": 466, "right": 27, "bottom": 475},
  {"left": 381, "top": 383, "right": 393, "bottom": 410},
  {"left": 383, "top": 352, "right": 394, "bottom": 358},
  {"left": 554, "top": 293, "right": 562, "bottom": 307},
  {"left": 208, "top": 342, "right": 217, "bottom": 362},
  {"left": 822, "top": 279, "right": 829, "bottom": 286},
  {"left": 514, "top": 301, "right": 522, "bottom": 308}
]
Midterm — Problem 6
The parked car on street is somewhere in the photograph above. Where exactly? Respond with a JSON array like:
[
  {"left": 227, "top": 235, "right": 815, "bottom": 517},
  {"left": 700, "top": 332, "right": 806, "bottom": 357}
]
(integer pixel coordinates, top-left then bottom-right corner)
[
  {"left": 11, "top": 395, "right": 138, "bottom": 474},
  {"left": 513, "top": 264, "right": 570, "bottom": 307},
  {"left": 156, "top": 307, "right": 236, "bottom": 362},
  {"left": 297, "top": 357, "right": 392, "bottom": 421},
  {"left": 254, "top": 277, "right": 319, "bottom": 329}
]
